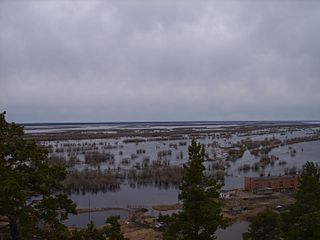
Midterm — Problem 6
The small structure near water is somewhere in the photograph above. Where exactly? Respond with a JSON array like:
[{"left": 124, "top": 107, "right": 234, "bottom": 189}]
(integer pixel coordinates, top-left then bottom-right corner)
[{"left": 220, "top": 189, "right": 236, "bottom": 199}]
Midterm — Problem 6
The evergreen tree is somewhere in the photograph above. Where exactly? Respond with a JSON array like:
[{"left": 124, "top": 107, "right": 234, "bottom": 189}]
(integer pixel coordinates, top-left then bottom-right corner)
[
  {"left": 71, "top": 216, "right": 127, "bottom": 240},
  {"left": 163, "top": 138, "right": 227, "bottom": 240},
  {"left": 104, "top": 216, "right": 126, "bottom": 240},
  {"left": 0, "top": 112, "right": 76, "bottom": 239},
  {"left": 243, "top": 209, "right": 281, "bottom": 240},
  {"left": 243, "top": 162, "right": 320, "bottom": 240},
  {"left": 281, "top": 161, "right": 320, "bottom": 240},
  {"left": 71, "top": 221, "right": 106, "bottom": 240}
]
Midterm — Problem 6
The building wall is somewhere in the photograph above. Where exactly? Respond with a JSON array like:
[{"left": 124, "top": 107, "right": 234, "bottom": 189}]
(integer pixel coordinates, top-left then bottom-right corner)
[{"left": 244, "top": 175, "right": 299, "bottom": 191}]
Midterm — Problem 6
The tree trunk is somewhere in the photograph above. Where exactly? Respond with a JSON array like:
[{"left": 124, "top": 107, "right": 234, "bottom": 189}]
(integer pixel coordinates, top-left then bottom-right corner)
[{"left": 9, "top": 216, "right": 19, "bottom": 240}]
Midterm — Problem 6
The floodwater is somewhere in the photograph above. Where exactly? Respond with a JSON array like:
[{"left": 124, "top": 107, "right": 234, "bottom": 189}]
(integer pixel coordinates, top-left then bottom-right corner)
[
  {"left": 64, "top": 137, "right": 320, "bottom": 230},
  {"left": 24, "top": 122, "right": 320, "bottom": 233},
  {"left": 216, "top": 221, "right": 250, "bottom": 240},
  {"left": 70, "top": 184, "right": 179, "bottom": 209},
  {"left": 224, "top": 140, "right": 320, "bottom": 189},
  {"left": 65, "top": 210, "right": 129, "bottom": 228},
  {"left": 65, "top": 212, "right": 249, "bottom": 240}
]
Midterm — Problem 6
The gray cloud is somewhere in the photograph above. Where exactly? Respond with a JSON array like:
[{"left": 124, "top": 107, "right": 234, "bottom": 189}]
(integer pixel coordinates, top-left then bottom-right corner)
[{"left": 1, "top": 0, "right": 320, "bottom": 122}]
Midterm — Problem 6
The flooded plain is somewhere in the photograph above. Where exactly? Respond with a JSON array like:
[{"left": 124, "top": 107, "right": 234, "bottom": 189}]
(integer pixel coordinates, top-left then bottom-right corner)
[{"left": 25, "top": 121, "right": 320, "bottom": 237}]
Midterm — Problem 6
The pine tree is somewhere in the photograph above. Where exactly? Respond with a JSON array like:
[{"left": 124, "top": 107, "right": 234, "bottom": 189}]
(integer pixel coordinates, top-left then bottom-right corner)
[
  {"left": 0, "top": 112, "right": 76, "bottom": 239},
  {"left": 281, "top": 161, "right": 320, "bottom": 240},
  {"left": 163, "top": 138, "right": 227, "bottom": 240},
  {"left": 243, "top": 209, "right": 281, "bottom": 240},
  {"left": 71, "top": 216, "right": 127, "bottom": 240},
  {"left": 104, "top": 216, "right": 126, "bottom": 240}
]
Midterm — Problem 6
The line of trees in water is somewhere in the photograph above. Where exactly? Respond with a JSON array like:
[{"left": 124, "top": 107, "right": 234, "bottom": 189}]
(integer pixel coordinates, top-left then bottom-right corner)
[
  {"left": 45, "top": 129, "right": 320, "bottom": 179},
  {"left": 63, "top": 166, "right": 185, "bottom": 194}
]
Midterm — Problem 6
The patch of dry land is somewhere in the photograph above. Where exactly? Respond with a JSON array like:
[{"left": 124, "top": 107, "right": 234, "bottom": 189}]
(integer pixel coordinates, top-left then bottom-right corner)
[
  {"left": 121, "top": 223, "right": 162, "bottom": 240},
  {"left": 221, "top": 189, "right": 295, "bottom": 220},
  {"left": 116, "top": 189, "right": 296, "bottom": 240}
]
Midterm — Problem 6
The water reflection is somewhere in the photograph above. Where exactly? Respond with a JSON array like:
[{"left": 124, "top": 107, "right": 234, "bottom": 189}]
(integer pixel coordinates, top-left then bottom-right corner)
[
  {"left": 70, "top": 184, "right": 179, "bottom": 209},
  {"left": 65, "top": 210, "right": 129, "bottom": 228}
]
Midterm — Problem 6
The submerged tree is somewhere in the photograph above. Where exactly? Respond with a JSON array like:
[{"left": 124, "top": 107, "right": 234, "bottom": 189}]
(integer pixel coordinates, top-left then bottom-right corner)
[
  {"left": 0, "top": 112, "right": 76, "bottom": 239},
  {"left": 281, "top": 161, "right": 320, "bottom": 240},
  {"left": 163, "top": 138, "right": 227, "bottom": 240}
]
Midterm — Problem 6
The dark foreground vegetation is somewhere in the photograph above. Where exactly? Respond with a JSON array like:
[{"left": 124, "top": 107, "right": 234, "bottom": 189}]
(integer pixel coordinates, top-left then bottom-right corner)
[
  {"left": 243, "top": 161, "right": 320, "bottom": 240},
  {"left": 0, "top": 112, "right": 125, "bottom": 240}
]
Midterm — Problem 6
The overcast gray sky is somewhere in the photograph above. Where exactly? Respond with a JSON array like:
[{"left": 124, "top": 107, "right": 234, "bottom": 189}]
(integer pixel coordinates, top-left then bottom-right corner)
[{"left": 1, "top": 0, "right": 320, "bottom": 122}]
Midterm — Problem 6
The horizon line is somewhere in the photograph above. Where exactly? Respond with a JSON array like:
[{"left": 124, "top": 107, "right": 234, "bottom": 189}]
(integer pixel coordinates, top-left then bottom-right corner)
[{"left": 20, "top": 120, "right": 320, "bottom": 126}]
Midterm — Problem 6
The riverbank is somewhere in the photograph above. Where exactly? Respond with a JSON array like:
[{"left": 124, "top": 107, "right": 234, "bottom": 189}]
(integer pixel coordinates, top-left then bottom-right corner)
[{"left": 70, "top": 188, "right": 295, "bottom": 239}]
